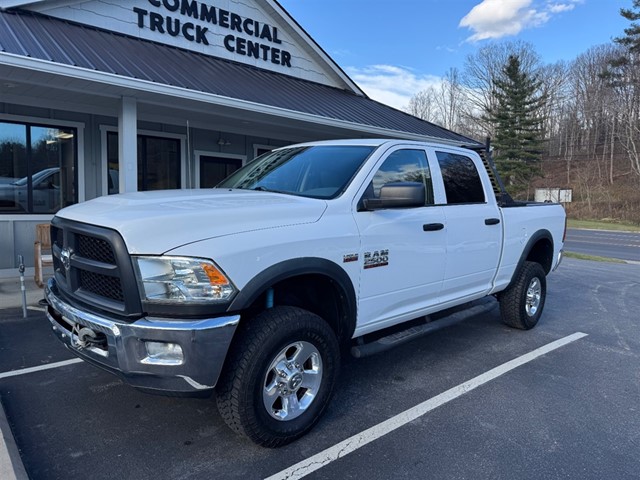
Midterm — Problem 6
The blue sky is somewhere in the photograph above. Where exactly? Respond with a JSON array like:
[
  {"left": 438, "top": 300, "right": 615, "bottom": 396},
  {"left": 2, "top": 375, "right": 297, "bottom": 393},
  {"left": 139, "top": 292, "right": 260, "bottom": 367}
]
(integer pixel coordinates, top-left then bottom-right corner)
[{"left": 278, "top": 0, "right": 631, "bottom": 109}]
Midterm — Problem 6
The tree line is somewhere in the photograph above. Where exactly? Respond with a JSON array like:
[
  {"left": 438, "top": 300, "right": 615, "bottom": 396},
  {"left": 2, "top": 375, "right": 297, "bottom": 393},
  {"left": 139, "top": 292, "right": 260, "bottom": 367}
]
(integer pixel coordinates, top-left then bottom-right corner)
[{"left": 405, "top": 1, "right": 640, "bottom": 224}]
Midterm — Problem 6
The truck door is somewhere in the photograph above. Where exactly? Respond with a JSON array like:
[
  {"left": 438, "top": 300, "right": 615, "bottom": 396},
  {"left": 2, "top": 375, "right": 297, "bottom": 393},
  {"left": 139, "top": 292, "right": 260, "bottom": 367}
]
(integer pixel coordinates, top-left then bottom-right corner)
[
  {"left": 432, "top": 149, "right": 502, "bottom": 302},
  {"left": 353, "top": 147, "right": 446, "bottom": 335}
]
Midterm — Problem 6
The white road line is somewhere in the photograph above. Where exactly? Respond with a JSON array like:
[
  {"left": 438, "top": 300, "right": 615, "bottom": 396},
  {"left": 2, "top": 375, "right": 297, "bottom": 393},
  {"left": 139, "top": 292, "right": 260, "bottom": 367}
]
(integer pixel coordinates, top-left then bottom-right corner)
[
  {"left": 266, "top": 332, "right": 589, "bottom": 480},
  {"left": 0, "top": 359, "right": 83, "bottom": 380}
]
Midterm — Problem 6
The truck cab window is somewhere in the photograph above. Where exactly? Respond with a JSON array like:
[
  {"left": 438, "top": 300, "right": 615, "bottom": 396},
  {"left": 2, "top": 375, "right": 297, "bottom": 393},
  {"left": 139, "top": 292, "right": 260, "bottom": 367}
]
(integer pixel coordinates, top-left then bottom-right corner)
[
  {"left": 436, "top": 151, "right": 485, "bottom": 204},
  {"left": 364, "top": 149, "right": 434, "bottom": 205}
]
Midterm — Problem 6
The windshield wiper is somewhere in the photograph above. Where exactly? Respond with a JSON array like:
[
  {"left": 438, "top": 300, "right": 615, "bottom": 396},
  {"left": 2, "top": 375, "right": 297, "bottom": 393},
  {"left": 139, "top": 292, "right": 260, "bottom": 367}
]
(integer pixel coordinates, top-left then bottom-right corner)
[{"left": 251, "top": 186, "right": 291, "bottom": 195}]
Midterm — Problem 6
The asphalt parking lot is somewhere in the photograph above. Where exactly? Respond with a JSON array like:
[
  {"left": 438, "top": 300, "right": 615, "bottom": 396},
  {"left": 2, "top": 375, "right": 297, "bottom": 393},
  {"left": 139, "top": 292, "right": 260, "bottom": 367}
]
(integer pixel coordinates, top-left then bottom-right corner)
[{"left": 1, "top": 258, "right": 639, "bottom": 479}]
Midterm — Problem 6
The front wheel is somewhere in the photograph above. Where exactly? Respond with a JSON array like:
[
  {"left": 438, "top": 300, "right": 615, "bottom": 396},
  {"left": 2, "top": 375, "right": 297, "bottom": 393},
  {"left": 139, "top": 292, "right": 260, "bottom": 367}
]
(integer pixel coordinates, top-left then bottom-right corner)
[
  {"left": 499, "top": 261, "right": 547, "bottom": 330},
  {"left": 216, "top": 306, "right": 340, "bottom": 447}
]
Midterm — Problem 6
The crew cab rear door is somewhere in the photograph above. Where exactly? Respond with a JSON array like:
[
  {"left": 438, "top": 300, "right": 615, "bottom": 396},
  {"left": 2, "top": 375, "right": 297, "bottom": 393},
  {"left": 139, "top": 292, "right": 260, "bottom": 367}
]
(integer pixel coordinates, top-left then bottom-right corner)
[
  {"left": 429, "top": 148, "right": 503, "bottom": 302},
  {"left": 353, "top": 147, "right": 446, "bottom": 335}
]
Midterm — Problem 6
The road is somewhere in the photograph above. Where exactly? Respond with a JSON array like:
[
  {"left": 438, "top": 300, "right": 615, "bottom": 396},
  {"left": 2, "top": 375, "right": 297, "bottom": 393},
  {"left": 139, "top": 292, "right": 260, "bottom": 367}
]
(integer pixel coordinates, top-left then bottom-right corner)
[
  {"left": 1, "top": 258, "right": 640, "bottom": 479},
  {"left": 564, "top": 228, "right": 640, "bottom": 262}
]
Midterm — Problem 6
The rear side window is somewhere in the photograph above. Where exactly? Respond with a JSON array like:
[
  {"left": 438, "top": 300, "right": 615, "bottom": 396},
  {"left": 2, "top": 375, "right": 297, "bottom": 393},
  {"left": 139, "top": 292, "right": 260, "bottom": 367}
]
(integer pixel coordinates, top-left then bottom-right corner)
[{"left": 436, "top": 151, "right": 485, "bottom": 204}]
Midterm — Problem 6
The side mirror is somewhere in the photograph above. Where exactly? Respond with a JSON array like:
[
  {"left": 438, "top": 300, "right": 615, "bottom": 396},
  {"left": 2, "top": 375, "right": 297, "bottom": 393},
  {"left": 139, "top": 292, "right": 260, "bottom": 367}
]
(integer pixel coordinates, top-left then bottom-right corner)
[{"left": 362, "top": 182, "right": 425, "bottom": 210}]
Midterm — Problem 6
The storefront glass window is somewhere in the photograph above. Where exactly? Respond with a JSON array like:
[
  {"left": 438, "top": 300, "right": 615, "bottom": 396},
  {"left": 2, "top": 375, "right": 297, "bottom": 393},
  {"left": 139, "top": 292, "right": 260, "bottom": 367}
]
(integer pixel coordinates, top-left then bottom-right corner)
[
  {"left": 200, "top": 156, "right": 242, "bottom": 188},
  {"left": 0, "top": 121, "right": 76, "bottom": 214},
  {"left": 107, "top": 132, "right": 180, "bottom": 193}
]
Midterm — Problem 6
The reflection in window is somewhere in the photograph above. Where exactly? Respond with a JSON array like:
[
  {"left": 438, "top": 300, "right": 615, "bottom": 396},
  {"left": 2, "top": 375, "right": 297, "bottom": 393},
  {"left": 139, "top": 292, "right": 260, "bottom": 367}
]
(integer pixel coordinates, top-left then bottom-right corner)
[
  {"left": 436, "top": 151, "right": 485, "bottom": 204},
  {"left": 366, "top": 149, "right": 434, "bottom": 205},
  {"left": 218, "top": 146, "right": 374, "bottom": 199},
  {"left": 0, "top": 121, "right": 76, "bottom": 214}
]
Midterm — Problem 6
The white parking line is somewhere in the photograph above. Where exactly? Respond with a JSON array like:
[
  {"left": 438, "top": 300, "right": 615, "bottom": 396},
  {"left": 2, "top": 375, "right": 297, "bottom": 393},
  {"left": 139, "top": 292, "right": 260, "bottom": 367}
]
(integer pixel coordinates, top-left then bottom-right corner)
[
  {"left": 0, "top": 359, "right": 83, "bottom": 380},
  {"left": 266, "top": 332, "right": 589, "bottom": 480}
]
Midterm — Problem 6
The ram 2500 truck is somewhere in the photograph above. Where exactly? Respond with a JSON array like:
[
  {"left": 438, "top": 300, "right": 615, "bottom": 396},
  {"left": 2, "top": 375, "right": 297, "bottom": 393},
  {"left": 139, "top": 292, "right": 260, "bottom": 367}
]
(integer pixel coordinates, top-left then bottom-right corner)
[{"left": 45, "top": 139, "right": 565, "bottom": 447}]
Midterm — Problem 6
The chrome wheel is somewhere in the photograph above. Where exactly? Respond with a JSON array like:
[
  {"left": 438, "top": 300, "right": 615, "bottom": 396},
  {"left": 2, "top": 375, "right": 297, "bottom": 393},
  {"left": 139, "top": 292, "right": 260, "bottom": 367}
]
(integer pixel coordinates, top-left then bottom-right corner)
[
  {"left": 263, "top": 341, "right": 323, "bottom": 421},
  {"left": 525, "top": 277, "right": 542, "bottom": 317},
  {"left": 499, "top": 262, "right": 546, "bottom": 330}
]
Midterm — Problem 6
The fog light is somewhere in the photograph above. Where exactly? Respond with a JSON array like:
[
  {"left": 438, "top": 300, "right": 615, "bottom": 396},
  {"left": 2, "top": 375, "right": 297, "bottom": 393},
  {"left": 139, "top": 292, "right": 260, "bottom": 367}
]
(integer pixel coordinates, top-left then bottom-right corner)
[{"left": 142, "top": 341, "right": 184, "bottom": 365}]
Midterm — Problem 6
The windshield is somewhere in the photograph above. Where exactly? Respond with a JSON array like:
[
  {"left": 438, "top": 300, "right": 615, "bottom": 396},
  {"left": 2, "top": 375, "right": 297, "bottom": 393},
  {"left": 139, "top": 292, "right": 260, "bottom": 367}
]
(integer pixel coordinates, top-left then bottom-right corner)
[{"left": 217, "top": 145, "right": 376, "bottom": 199}]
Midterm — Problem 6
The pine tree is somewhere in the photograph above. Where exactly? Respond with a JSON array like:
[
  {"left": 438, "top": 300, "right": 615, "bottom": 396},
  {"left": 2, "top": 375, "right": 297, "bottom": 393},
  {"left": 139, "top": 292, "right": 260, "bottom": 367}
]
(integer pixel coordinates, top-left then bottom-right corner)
[
  {"left": 616, "top": 0, "right": 640, "bottom": 53},
  {"left": 606, "top": 0, "right": 640, "bottom": 76},
  {"left": 485, "top": 55, "right": 546, "bottom": 196},
  {"left": 604, "top": 0, "right": 640, "bottom": 178}
]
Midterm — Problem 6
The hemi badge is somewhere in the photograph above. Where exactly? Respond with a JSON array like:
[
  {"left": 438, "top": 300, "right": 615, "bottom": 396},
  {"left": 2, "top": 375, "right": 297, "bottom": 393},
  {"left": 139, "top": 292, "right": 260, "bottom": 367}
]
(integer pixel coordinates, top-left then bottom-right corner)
[{"left": 343, "top": 253, "right": 359, "bottom": 263}]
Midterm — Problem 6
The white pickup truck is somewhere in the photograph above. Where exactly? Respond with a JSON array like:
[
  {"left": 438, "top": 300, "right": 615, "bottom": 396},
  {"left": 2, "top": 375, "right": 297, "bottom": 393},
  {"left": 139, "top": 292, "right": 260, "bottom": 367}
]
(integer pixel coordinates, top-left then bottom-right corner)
[{"left": 45, "top": 139, "right": 565, "bottom": 447}]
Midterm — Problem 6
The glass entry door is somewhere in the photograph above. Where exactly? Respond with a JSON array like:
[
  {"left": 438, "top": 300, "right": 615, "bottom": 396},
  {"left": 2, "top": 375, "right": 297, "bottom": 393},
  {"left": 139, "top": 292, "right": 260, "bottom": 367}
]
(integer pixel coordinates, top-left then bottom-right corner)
[
  {"left": 199, "top": 156, "right": 242, "bottom": 188},
  {"left": 107, "top": 132, "right": 180, "bottom": 193}
]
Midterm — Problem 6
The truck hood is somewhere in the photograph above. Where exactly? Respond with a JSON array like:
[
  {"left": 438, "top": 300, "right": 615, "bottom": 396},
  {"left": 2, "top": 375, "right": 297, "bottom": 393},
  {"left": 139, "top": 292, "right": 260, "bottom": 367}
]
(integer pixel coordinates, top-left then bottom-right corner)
[{"left": 56, "top": 189, "right": 328, "bottom": 254}]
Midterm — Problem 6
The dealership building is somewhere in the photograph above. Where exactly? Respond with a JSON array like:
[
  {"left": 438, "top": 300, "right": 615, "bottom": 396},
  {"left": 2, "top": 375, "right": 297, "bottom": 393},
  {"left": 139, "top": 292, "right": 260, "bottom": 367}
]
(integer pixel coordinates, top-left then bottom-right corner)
[{"left": 0, "top": 0, "right": 478, "bottom": 269}]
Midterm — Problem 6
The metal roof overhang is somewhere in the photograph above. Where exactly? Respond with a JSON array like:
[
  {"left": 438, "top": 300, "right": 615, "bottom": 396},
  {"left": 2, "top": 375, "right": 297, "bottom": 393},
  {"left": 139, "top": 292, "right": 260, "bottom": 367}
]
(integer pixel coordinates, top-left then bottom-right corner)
[
  {"left": 0, "top": 53, "right": 453, "bottom": 144},
  {"left": 0, "top": 10, "right": 481, "bottom": 146}
]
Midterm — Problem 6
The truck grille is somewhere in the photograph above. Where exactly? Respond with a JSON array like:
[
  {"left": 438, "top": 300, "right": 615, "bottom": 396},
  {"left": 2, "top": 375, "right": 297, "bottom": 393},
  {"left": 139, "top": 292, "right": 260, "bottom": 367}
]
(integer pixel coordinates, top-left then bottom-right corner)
[
  {"left": 79, "top": 270, "right": 125, "bottom": 302},
  {"left": 51, "top": 218, "right": 142, "bottom": 318},
  {"left": 77, "top": 234, "right": 116, "bottom": 264}
]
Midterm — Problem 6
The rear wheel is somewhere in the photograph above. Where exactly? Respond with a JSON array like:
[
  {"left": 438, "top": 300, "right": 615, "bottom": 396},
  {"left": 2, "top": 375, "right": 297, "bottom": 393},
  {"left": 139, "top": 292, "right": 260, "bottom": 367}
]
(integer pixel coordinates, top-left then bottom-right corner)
[
  {"left": 499, "top": 261, "right": 547, "bottom": 330},
  {"left": 216, "top": 306, "right": 340, "bottom": 447}
]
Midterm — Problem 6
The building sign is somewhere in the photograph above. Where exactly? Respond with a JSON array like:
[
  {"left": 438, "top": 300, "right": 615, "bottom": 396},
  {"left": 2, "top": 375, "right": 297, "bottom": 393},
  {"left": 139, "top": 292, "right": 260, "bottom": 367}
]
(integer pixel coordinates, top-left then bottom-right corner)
[
  {"left": 133, "top": 0, "right": 292, "bottom": 67},
  {"left": 23, "top": 0, "right": 346, "bottom": 87}
]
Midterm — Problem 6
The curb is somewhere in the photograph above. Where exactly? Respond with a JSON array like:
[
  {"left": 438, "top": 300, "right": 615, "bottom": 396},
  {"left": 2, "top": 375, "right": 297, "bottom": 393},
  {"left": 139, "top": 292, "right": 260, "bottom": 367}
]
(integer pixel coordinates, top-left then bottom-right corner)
[{"left": 0, "top": 395, "right": 29, "bottom": 480}]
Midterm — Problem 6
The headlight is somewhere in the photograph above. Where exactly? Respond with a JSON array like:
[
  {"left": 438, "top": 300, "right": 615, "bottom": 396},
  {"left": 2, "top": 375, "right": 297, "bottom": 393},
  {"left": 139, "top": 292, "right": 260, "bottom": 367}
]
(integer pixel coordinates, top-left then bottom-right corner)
[{"left": 133, "top": 256, "right": 236, "bottom": 304}]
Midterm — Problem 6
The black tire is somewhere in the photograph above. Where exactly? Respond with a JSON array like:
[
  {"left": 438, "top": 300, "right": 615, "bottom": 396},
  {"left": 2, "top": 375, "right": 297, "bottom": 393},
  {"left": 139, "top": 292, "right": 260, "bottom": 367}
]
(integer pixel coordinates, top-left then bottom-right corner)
[
  {"left": 216, "top": 306, "right": 340, "bottom": 447},
  {"left": 499, "top": 261, "right": 547, "bottom": 330}
]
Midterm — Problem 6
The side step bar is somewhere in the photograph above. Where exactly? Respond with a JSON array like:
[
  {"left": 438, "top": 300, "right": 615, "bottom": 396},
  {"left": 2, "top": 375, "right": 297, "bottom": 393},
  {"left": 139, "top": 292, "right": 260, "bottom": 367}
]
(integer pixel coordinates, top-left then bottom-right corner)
[{"left": 351, "top": 298, "right": 496, "bottom": 358}]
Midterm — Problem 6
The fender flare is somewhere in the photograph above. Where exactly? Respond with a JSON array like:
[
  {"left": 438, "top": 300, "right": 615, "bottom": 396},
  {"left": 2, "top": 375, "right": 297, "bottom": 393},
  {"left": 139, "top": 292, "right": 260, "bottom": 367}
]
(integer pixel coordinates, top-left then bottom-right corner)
[
  {"left": 507, "top": 229, "right": 554, "bottom": 289},
  {"left": 227, "top": 257, "right": 357, "bottom": 338}
]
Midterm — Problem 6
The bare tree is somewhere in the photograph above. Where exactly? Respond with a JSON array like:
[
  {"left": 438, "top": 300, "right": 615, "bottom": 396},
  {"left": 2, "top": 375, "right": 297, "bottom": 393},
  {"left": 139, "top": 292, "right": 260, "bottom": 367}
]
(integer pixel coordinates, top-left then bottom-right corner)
[
  {"left": 405, "top": 88, "right": 438, "bottom": 123},
  {"left": 434, "top": 68, "right": 465, "bottom": 131},
  {"left": 538, "top": 61, "right": 569, "bottom": 144}
]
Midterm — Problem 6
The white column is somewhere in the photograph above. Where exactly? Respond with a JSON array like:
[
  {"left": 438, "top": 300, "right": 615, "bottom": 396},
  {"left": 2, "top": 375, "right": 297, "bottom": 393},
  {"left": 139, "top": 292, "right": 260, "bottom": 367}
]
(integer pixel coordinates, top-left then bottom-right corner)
[{"left": 118, "top": 96, "right": 138, "bottom": 193}]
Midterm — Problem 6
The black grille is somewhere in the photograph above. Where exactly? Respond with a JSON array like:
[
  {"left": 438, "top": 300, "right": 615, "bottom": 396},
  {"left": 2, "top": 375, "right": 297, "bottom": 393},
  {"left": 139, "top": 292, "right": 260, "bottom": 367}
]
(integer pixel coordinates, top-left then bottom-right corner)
[
  {"left": 52, "top": 225, "right": 63, "bottom": 248},
  {"left": 51, "top": 217, "right": 142, "bottom": 318},
  {"left": 79, "top": 270, "right": 124, "bottom": 302},
  {"left": 77, "top": 234, "right": 116, "bottom": 264},
  {"left": 51, "top": 225, "right": 65, "bottom": 278}
]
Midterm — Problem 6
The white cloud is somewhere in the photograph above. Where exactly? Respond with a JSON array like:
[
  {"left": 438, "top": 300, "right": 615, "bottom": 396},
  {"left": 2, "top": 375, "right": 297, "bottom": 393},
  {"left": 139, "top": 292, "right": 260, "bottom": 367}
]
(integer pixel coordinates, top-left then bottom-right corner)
[
  {"left": 459, "top": 0, "right": 581, "bottom": 42},
  {"left": 547, "top": 3, "right": 575, "bottom": 14},
  {"left": 345, "top": 65, "right": 441, "bottom": 110}
]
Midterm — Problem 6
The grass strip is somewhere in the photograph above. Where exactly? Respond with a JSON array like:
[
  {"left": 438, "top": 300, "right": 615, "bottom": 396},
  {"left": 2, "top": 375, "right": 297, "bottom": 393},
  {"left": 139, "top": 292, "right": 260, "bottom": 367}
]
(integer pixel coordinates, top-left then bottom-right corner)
[
  {"left": 567, "top": 219, "right": 640, "bottom": 232},
  {"left": 564, "top": 251, "right": 626, "bottom": 263}
]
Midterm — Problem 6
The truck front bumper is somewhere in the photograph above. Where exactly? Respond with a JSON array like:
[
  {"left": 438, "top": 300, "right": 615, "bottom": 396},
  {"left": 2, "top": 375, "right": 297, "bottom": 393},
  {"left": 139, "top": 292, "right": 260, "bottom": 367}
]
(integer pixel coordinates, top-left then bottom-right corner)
[{"left": 45, "top": 278, "right": 240, "bottom": 396}]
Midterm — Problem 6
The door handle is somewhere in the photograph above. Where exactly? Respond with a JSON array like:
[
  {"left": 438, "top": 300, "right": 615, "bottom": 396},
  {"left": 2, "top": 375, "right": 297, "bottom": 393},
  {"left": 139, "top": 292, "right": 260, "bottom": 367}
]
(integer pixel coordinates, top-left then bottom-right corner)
[
  {"left": 485, "top": 218, "right": 500, "bottom": 225},
  {"left": 423, "top": 223, "right": 444, "bottom": 231}
]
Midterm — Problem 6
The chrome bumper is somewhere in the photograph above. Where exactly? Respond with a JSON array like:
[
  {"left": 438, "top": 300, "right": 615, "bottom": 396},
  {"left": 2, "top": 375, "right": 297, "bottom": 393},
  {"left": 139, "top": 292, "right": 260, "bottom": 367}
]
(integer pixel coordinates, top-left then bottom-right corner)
[
  {"left": 45, "top": 278, "right": 240, "bottom": 396},
  {"left": 553, "top": 249, "right": 564, "bottom": 272}
]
